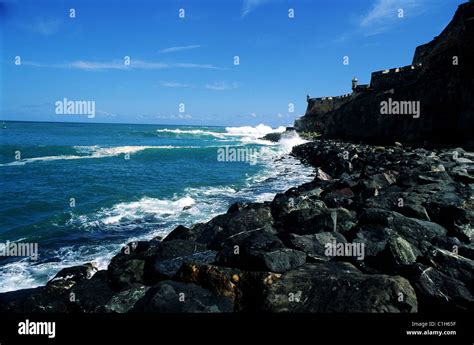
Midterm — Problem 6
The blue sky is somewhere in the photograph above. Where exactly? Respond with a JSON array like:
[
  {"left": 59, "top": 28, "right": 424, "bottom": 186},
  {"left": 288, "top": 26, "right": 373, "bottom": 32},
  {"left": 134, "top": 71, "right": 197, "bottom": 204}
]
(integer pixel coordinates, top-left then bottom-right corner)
[{"left": 0, "top": 0, "right": 466, "bottom": 126}]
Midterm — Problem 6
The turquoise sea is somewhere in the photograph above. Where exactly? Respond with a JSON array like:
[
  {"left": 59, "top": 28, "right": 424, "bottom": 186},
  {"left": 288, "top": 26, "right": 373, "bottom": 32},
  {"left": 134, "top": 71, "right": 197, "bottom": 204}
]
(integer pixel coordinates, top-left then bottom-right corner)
[{"left": 0, "top": 121, "right": 313, "bottom": 292}]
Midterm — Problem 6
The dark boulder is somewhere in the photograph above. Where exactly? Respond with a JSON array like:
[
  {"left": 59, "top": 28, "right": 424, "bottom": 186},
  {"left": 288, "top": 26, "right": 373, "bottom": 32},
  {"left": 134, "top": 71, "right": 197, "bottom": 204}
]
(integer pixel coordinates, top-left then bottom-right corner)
[
  {"left": 130, "top": 280, "right": 234, "bottom": 313},
  {"left": 46, "top": 263, "right": 97, "bottom": 291},
  {"left": 279, "top": 232, "right": 348, "bottom": 261},
  {"left": 404, "top": 263, "right": 474, "bottom": 312},
  {"left": 261, "top": 262, "right": 417, "bottom": 312},
  {"left": 107, "top": 239, "right": 208, "bottom": 289},
  {"left": 104, "top": 284, "right": 150, "bottom": 313}
]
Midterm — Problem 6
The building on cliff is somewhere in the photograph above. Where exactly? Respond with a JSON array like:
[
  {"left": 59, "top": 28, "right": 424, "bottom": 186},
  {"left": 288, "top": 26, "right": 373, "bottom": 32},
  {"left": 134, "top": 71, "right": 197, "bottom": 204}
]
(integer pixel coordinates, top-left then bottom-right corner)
[{"left": 296, "top": 2, "right": 474, "bottom": 148}]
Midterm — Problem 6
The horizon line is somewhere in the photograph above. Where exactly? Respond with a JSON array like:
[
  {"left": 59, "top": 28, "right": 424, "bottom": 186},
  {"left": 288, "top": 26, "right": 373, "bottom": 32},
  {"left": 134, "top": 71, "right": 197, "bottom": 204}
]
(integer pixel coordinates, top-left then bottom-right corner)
[{"left": 0, "top": 119, "right": 292, "bottom": 129}]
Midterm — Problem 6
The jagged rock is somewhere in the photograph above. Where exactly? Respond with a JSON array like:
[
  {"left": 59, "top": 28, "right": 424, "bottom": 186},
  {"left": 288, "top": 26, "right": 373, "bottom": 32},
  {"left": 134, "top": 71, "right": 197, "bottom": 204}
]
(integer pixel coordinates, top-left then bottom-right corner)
[
  {"left": 191, "top": 203, "right": 275, "bottom": 250},
  {"left": 175, "top": 263, "right": 242, "bottom": 301},
  {"left": 396, "top": 205, "right": 431, "bottom": 221},
  {"left": 261, "top": 132, "right": 282, "bottom": 142},
  {"left": 374, "top": 237, "right": 417, "bottom": 274},
  {"left": 46, "top": 263, "right": 97, "bottom": 291},
  {"left": 68, "top": 270, "right": 116, "bottom": 313},
  {"left": 104, "top": 284, "right": 150, "bottom": 313},
  {"left": 0, "top": 286, "right": 68, "bottom": 313},
  {"left": 215, "top": 230, "right": 306, "bottom": 273},
  {"left": 271, "top": 192, "right": 325, "bottom": 220},
  {"left": 108, "top": 239, "right": 208, "bottom": 288},
  {"left": 459, "top": 243, "right": 474, "bottom": 261},
  {"left": 154, "top": 249, "right": 217, "bottom": 278},
  {"left": 424, "top": 248, "right": 474, "bottom": 286},
  {"left": 404, "top": 264, "right": 474, "bottom": 312},
  {"left": 425, "top": 202, "right": 473, "bottom": 243},
  {"left": 175, "top": 263, "right": 282, "bottom": 311},
  {"left": 130, "top": 280, "right": 234, "bottom": 312},
  {"left": 282, "top": 207, "right": 356, "bottom": 235},
  {"left": 0, "top": 267, "right": 105, "bottom": 313},
  {"left": 109, "top": 259, "right": 146, "bottom": 289},
  {"left": 261, "top": 262, "right": 417, "bottom": 312},
  {"left": 352, "top": 224, "right": 399, "bottom": 258},
  {"left": 163, "top": 225, "right": 194, "bottom": 241},
  {"left": 279, "top": 232, "right": 347, "bottom": 261},
  {"left": 359, "top": 208, "right": 447, "bottom": 251}
]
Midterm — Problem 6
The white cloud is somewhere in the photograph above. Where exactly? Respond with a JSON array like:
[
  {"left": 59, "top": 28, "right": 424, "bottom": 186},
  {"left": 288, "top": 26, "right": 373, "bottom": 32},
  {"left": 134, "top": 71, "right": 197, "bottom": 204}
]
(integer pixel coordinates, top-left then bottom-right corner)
[
  {"left": 160, "top": 81, "right": 193, "bottom": 88},
  {"left": 25, "top": 19, "right": 61, "bottom": 36},
  {"left": 175, "top": 63, "right": 222, "bottom": 70},
  {"left": 332, "top": 0, "right": 429, "bottom": 41},
  {"left": 159, "top": 45, "right": 201, "bottom": 54},
  {"left": 242, "top": 0, "right": 270, "bottom": 18},
  {"left": 19, "top": 60, "right": 223, "bottom": 71},
  {"left": 67, "top": 61, "right": 130, "bottom": 71},
  {"left": 360, "top": 0, "right": 423, "bottom": 28},
  {"left": 205, "top": 81, "right": 240, "bottom": 91}
]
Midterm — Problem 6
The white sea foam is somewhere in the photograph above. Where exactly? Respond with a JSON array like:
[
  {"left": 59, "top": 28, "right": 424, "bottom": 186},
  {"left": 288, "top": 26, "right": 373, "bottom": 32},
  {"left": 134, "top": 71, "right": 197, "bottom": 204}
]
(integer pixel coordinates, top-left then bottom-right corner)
[
  {"left": 224, "top": 124, "right": 286, "bottom": 137},
  {"left": 0, "top": 145, "right": 198, "bottom": 166},
  {"left": 0, "top": 126, "right": 314, "bottom": 292},
  {"left": 95, "top": 196, "right": 195, "bottom": 226},
  {"left": 0, "top": 244, "right": 118, "bottom": 292},
  {"left": 156, "top": 128, "right": 226, "bottom": 139},
  {"left": 155, "top": 124, "right": 286, "bottom": 145}
]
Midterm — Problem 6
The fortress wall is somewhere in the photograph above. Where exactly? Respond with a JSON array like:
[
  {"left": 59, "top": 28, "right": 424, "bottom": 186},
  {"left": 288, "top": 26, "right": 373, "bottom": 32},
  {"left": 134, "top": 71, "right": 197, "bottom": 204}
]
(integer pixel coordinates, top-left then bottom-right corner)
[
  {"left": 370, "top": 65, "right": 422, "bottom": 90},
  {"left": 413, "top": 42, "right": 435, "bottom": 65},
  {"left": 307, "top": 94, "right": 352, "bottom": 115}
]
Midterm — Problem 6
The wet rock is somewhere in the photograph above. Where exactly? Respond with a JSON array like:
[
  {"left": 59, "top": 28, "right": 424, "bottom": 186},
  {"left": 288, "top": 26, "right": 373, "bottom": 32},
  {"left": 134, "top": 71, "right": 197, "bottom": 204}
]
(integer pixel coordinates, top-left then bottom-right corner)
[
  {"left": 104, "top": 284, "right": 150, "bottom": 313},
  {"left": 46, "top": 263, "right": 98, "bottom": 291},
  {"left": 176, "top": 263, "right": 242, "bottom": 301},
  {"left": 374, "top": 237, "right": 417, "bottom": 274},
  {"left": 130, "top": 280, "right": 234, "bottom": 312},
  {"left": 282, "top": 207, "right": 356, "bottom": 235},
  {"left": 0, "top": 287, "right": 68, "bottom": 313},
  {"left": 280, "top": 232, "right": 347, "bottom": 261},
  {"left": 425, "top": 203, "right": 473, "bottom": 243},
  {"left": 163, "top": 225, "right": 194, "bottom": 241},
  {"left": 352, "top": 224, "right": 399, "bottom": 258},
  {"left": 424, "top": 248, "right": 474, "bottom": 285},
  {"left": 192, "top": 204, "right": 275, "bottom": 250},
  {"left": 68, "top": 270, "right": 116, "bottom": 313},
  {"left": 154, "top": 249, "right": 217, "bottom": 278},
  {"left": 404, "top": 264, "right": 474, "bottom": 312},
  {"left": 261, "top": 262, "right": 417, "bottom": 312},
  {"left": 396, "top": 205, "right": 431, "bottom": 221},
  {"left": 359, "top": 208, "right": 447, "bottom": 251},
  {"left": 175, "top": 263, "right": 282, "bottom": 311},
  {"left": 108, "top": 239, "right": 208, "bottom": 288},
  {"left": 109, "top": 259, "right": 146, "bottom": 289},
  {"left": 215, "top": 231, "right": 306, "bottom": 273},
  {"left": 271, "top": 192, "right": 325, "bottom": 220},
  {"left": 261, "top": 132, "right": 282, "bottom": 142}
]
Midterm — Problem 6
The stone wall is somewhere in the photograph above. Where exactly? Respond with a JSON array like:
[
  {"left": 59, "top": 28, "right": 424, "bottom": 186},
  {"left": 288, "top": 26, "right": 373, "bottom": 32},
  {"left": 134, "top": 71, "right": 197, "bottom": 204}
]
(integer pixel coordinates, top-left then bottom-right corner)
[
  {"left": 369, "top": 65, "right": 422, "bottom": 91},
  {"left": 306, "top": 94, "right": 352, "bottom": 115}
]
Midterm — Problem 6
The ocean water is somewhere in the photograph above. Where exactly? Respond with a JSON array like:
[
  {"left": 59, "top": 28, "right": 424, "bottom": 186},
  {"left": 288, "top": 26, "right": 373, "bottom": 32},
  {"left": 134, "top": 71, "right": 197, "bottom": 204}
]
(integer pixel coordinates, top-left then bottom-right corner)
[{"left": 0, "top": 121, "right": 314, "bottom": 292}]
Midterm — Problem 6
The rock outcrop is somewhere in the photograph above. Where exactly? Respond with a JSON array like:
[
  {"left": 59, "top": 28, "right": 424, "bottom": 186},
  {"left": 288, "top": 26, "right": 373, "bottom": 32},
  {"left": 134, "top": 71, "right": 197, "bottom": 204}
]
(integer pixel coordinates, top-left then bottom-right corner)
[{"left": 295, "top": 2, "right": 474, "bottom": 149}]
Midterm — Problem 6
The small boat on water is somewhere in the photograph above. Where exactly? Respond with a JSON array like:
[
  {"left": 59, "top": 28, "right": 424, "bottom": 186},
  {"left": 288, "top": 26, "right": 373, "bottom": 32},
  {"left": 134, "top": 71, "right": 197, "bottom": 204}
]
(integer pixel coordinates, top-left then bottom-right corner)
[{"left": 2, "top": 121, "right": 6, "bottom": 129}]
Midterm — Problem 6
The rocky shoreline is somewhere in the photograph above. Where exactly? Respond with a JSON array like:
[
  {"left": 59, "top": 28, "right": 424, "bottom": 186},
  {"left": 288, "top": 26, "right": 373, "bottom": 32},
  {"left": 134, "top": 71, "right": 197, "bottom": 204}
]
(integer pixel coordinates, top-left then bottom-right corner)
[{"left": 1, "top": 138, "right": 473, "bottom": 313}]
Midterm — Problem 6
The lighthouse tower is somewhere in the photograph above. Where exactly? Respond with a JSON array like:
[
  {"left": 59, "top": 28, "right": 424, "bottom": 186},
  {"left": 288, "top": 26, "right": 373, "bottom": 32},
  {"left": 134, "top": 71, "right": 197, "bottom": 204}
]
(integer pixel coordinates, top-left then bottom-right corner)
[{"left": 352, "top": 77, "right": 358, "bottom": 91}]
